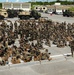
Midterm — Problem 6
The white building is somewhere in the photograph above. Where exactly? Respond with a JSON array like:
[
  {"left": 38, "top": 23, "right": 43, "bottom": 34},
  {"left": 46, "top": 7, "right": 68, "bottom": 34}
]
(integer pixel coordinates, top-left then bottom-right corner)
[{"left": 2, "top": 2, "right": 31, "bottom": 11}]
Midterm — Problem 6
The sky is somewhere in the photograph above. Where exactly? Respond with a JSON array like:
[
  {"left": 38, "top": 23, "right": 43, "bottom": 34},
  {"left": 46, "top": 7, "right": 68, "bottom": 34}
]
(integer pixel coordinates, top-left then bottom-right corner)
[
  {"left": 0, "top": 0, "right": 73, "bottom": 2},
  {"left": 0, "top": 0, "right": 56, "bottom": 2}
]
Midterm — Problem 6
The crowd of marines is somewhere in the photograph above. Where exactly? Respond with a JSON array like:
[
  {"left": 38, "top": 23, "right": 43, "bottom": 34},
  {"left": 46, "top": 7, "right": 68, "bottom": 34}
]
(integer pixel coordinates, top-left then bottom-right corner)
[{"left": 0, "top": 18, "right": 74, "bottom": 66}]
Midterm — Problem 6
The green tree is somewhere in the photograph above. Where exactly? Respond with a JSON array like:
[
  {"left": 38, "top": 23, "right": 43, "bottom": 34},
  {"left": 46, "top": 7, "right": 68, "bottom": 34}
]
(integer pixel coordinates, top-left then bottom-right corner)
[
  {"left": 0, "top": 3, "right": 2, "bottom": 9},
  {"left": 56, "top": 0, "right": 60, "bottom": 2}
]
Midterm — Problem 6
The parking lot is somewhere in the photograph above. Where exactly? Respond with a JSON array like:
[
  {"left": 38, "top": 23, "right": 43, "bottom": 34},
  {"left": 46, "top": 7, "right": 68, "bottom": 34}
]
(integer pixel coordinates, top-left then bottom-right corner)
[
  {"left": 41, "top": 12, "right": 74, "bottom": 24},
  {"left": 0, "top": 14, "right": 74, "bottom": 75}
]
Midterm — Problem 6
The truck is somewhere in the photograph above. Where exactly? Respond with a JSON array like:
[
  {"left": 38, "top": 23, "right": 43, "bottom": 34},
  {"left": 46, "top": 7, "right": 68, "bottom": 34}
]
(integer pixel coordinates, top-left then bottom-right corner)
[
  {"left": 63, "top": 10, "right": 74, "bottom": 17},
  {"left": 18, "top": 10, "right": 41, "bottom": 20},
  {"left": 7, "top": 9, "right": 19, "bottom": 18},
  {"left": 18, "top": 10, "right": 30, "bottom": 19},
  {"left": 0, "top": 9, "right": 8, "bottom": 19},
  {"left": 0, "top": 9, "right": 41, "bottom": 20}
]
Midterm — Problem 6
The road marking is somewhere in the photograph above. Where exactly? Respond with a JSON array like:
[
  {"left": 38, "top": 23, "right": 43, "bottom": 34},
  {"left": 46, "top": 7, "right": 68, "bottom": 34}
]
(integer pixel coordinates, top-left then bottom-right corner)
[
  {"left": 0, "top": 53, "right": 72, "bottom": 71},
  {"left": 51, "top": 53, "right": 71, "bottom": 58}
]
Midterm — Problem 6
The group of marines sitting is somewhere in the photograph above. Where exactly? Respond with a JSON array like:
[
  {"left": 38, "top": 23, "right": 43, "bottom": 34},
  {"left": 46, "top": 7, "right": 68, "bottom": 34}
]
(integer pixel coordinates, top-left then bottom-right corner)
[{"left": 0, "top": 18, "right": 74, "bottom": 65}]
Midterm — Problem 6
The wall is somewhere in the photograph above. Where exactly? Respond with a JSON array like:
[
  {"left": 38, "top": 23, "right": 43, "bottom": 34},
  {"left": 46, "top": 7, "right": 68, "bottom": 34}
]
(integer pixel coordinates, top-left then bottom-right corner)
[{"left": 2, "top": 2, "right": 31, "bottom": 11}]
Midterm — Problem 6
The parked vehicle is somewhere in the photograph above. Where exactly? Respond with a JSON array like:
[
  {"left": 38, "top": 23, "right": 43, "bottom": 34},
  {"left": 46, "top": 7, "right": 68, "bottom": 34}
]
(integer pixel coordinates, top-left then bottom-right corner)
[
  {"left": 0, "top": 9, "right": 8, "bottom": 19},
  {"left": 7, "top": 9, "right": 19, "bottom": 18},
  {"left": 45, "top": 9, "right": 53, "bottom": 14},
  {"left": 18, "top": 10, "right": 41, "bottom": 20},
  {"left": 63, "top": 10, "right": 74, "bottom": 17},
  {"left": 56, "top": 10, "right": 63, "bottom": 15},
  {"left": 0, "top": 9, "right": 41, "bottom": 20}
]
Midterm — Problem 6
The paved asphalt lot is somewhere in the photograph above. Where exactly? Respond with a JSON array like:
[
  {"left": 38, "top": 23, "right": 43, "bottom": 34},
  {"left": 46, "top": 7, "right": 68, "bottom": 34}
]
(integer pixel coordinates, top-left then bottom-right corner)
[
  {"left": 41, "top": 13, "right": 74, "bottom": 24},
  {"left": 0, "top": 14, "right": 74, "bottom": 75}
]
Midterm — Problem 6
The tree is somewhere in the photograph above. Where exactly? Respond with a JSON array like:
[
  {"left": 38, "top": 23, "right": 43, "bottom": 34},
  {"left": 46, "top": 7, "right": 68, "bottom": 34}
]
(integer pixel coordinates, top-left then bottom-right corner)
[
  {"left": 0, "top": 3, "right": 2, "bottom": 9},
  {"left": 56, "top": 0, "right": 60, "bottom": 2}
]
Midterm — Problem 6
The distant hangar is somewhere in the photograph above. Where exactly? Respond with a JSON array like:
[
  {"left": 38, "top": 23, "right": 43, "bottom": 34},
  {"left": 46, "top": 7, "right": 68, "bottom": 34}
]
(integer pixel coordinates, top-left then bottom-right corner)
[{"left": 2, "top": 2, "right": 31, "bottom": 11}]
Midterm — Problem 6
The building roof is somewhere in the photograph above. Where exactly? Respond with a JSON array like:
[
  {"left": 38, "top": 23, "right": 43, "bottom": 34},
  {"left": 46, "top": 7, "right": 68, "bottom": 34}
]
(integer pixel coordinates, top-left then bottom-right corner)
[
  {"left": 2, "top": 2, "right": 31, "bottom": 11},
  {"left": 46, "top": 5, "right": 74, "bottom": 10}
]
